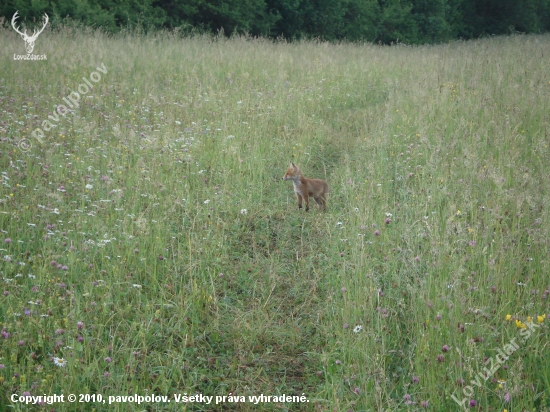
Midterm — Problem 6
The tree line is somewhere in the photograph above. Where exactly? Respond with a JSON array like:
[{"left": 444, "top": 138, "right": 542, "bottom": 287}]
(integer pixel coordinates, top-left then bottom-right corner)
[{"left": 2, "top": 0, "right": 550, "bottom": 44}]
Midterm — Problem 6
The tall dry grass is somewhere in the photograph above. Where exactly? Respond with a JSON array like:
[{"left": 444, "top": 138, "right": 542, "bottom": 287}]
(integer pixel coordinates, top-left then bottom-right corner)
[{"left": 1, "top": 25, "right": 550, "bottom": 410}]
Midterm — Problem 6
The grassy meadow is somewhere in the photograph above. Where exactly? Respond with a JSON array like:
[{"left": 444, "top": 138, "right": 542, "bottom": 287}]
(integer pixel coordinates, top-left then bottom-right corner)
[{"left": 1, "top": 25, "right": 550, "bottom": 411}]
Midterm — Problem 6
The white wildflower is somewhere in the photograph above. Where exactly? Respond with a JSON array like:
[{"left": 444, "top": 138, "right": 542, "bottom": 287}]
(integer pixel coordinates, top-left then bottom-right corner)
[{"left": 53, "top": 357, "right": 67, "bottom": 367}]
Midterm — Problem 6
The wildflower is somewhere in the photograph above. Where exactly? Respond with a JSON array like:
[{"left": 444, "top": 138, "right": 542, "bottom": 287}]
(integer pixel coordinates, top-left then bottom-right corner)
[
  {"left": 353, "top": 325, "right": 363, "bottom": 333},
  {"left": 105, "top": 357, "right": 112, "bottom": 363},
  {"left": 421, "top": 400, "right": 428, "bottom": 408},
  {"left": 436, "top": 354, "right": 445, "bottom": 362},
  {"left": 85, "top": 184, "right": 93, "bottom": 190},
  {"left": 469, "top": 400, "right": 477, "bottom": 407},
  {"left": 527, "top": 316, "right": 532, "bottom": 323},
  {"left": 505, "top": 314, "right": 512, "bottom": 321},
  {"left": 132, "top": 284, "right": 142, "bottom": 289},
  {"left": 537, "top": 314, "right": 545, "bottom": 323},
  {"left": 403, "top": 394, "right": 412, "bottom": 405},
  {"left": 4, "top": 238, "right": 10, "bottom": 243},
  {"left": 456, "top": 210, "right": 462, "bottom": 216},
  {"left": 515, "top": 320, "right": 526, "bottom": 329},
  {"left": 240, "top": 209, "right": 247, "bottom": 214},
  {"left": 469, "top": 240, "right": 476, "bottom": 246},
  {"left": 374, "top": 230, "right": 380, "bottom": 236},
  {"left": 412, "top": 376, "right": 419, "bottom": 384},
  {"left": 77, "top": 321, "right": 84, "bottom": 329},
  {"left": 335, "top": 360, "right": 341, "bottom": 365},
  {"left": 53, "top": 357, "right": 67, "bottom": 367},
  {"left": 204, "top": 199, "right": 210, "bottom": 204},
  {"left": 442, "top": 345, "right": 450, "bottom": 352}
]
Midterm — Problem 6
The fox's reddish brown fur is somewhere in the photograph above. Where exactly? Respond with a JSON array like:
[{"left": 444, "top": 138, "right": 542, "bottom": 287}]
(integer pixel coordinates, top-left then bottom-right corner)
[{"left": 282, "top": 162, "right": 329, "bottom": 211}]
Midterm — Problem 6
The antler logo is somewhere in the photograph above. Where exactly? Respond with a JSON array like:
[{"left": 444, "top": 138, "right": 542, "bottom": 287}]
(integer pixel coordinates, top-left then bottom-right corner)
[{"left": 12, "top": 11, "right": 49, "bottom": 54}]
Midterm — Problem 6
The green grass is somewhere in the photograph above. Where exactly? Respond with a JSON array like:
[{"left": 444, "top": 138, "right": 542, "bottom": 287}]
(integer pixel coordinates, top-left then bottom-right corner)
[{"left": 1, "top": 26, "right": 550, "bottom": 411}]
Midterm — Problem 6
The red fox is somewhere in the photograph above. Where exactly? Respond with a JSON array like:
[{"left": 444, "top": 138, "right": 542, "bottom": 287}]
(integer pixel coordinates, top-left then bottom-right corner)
[{"left": 282, "top": 162, "right": 329, "bottom": 211}]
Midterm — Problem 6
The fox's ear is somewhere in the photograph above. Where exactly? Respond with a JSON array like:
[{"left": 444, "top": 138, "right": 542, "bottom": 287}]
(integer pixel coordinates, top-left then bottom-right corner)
[{"left": 290, "top": 162, "right": 296, "bottom": 168}]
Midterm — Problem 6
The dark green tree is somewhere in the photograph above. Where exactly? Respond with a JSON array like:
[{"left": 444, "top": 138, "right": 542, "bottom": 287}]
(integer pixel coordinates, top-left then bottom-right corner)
[
  {"left": 343, "top": 0, "right": 381, "bottom": 41},
  {"left": 410, "top": 0, "right": 451, "bottom": 42},
  {"left": 377, "top": 0, "right": 419, "bottom": 43},
  {"left": 264, "top": 0, "right": 305, "bottom": 39}
]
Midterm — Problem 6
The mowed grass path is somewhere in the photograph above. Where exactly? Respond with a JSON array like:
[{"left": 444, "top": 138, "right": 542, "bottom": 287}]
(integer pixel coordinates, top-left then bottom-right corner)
[{"left": 1, "top": 27, "right": 550, "bottom": 411}]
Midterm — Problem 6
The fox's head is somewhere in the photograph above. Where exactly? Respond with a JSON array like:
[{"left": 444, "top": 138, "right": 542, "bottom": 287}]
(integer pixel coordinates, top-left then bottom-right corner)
[{"left": 282, "top": 162, "right": 301, "bottom": 181}]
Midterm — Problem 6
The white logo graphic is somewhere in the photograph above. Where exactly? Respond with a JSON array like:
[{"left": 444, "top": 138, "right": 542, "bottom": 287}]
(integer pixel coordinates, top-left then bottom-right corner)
[{"left": 12, "top": 11, "right": 49, "bottom": 54}]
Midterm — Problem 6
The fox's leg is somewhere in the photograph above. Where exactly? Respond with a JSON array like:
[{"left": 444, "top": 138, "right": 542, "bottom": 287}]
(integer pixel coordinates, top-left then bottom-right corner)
[
  {"left": 303, "top": 193, "right": 310, "bottom": 211},
  {"left": 314, "top": 195, "right": 326, "bottom": 211},
  {"left": 296, "top": 194, "right": 303, "bottom": 210},
  {"left": 314, "top": 196, "right": 325, "bottom": 210},
  {"left": 320, "top": 195, "right": 327, "bottom": 210}
]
